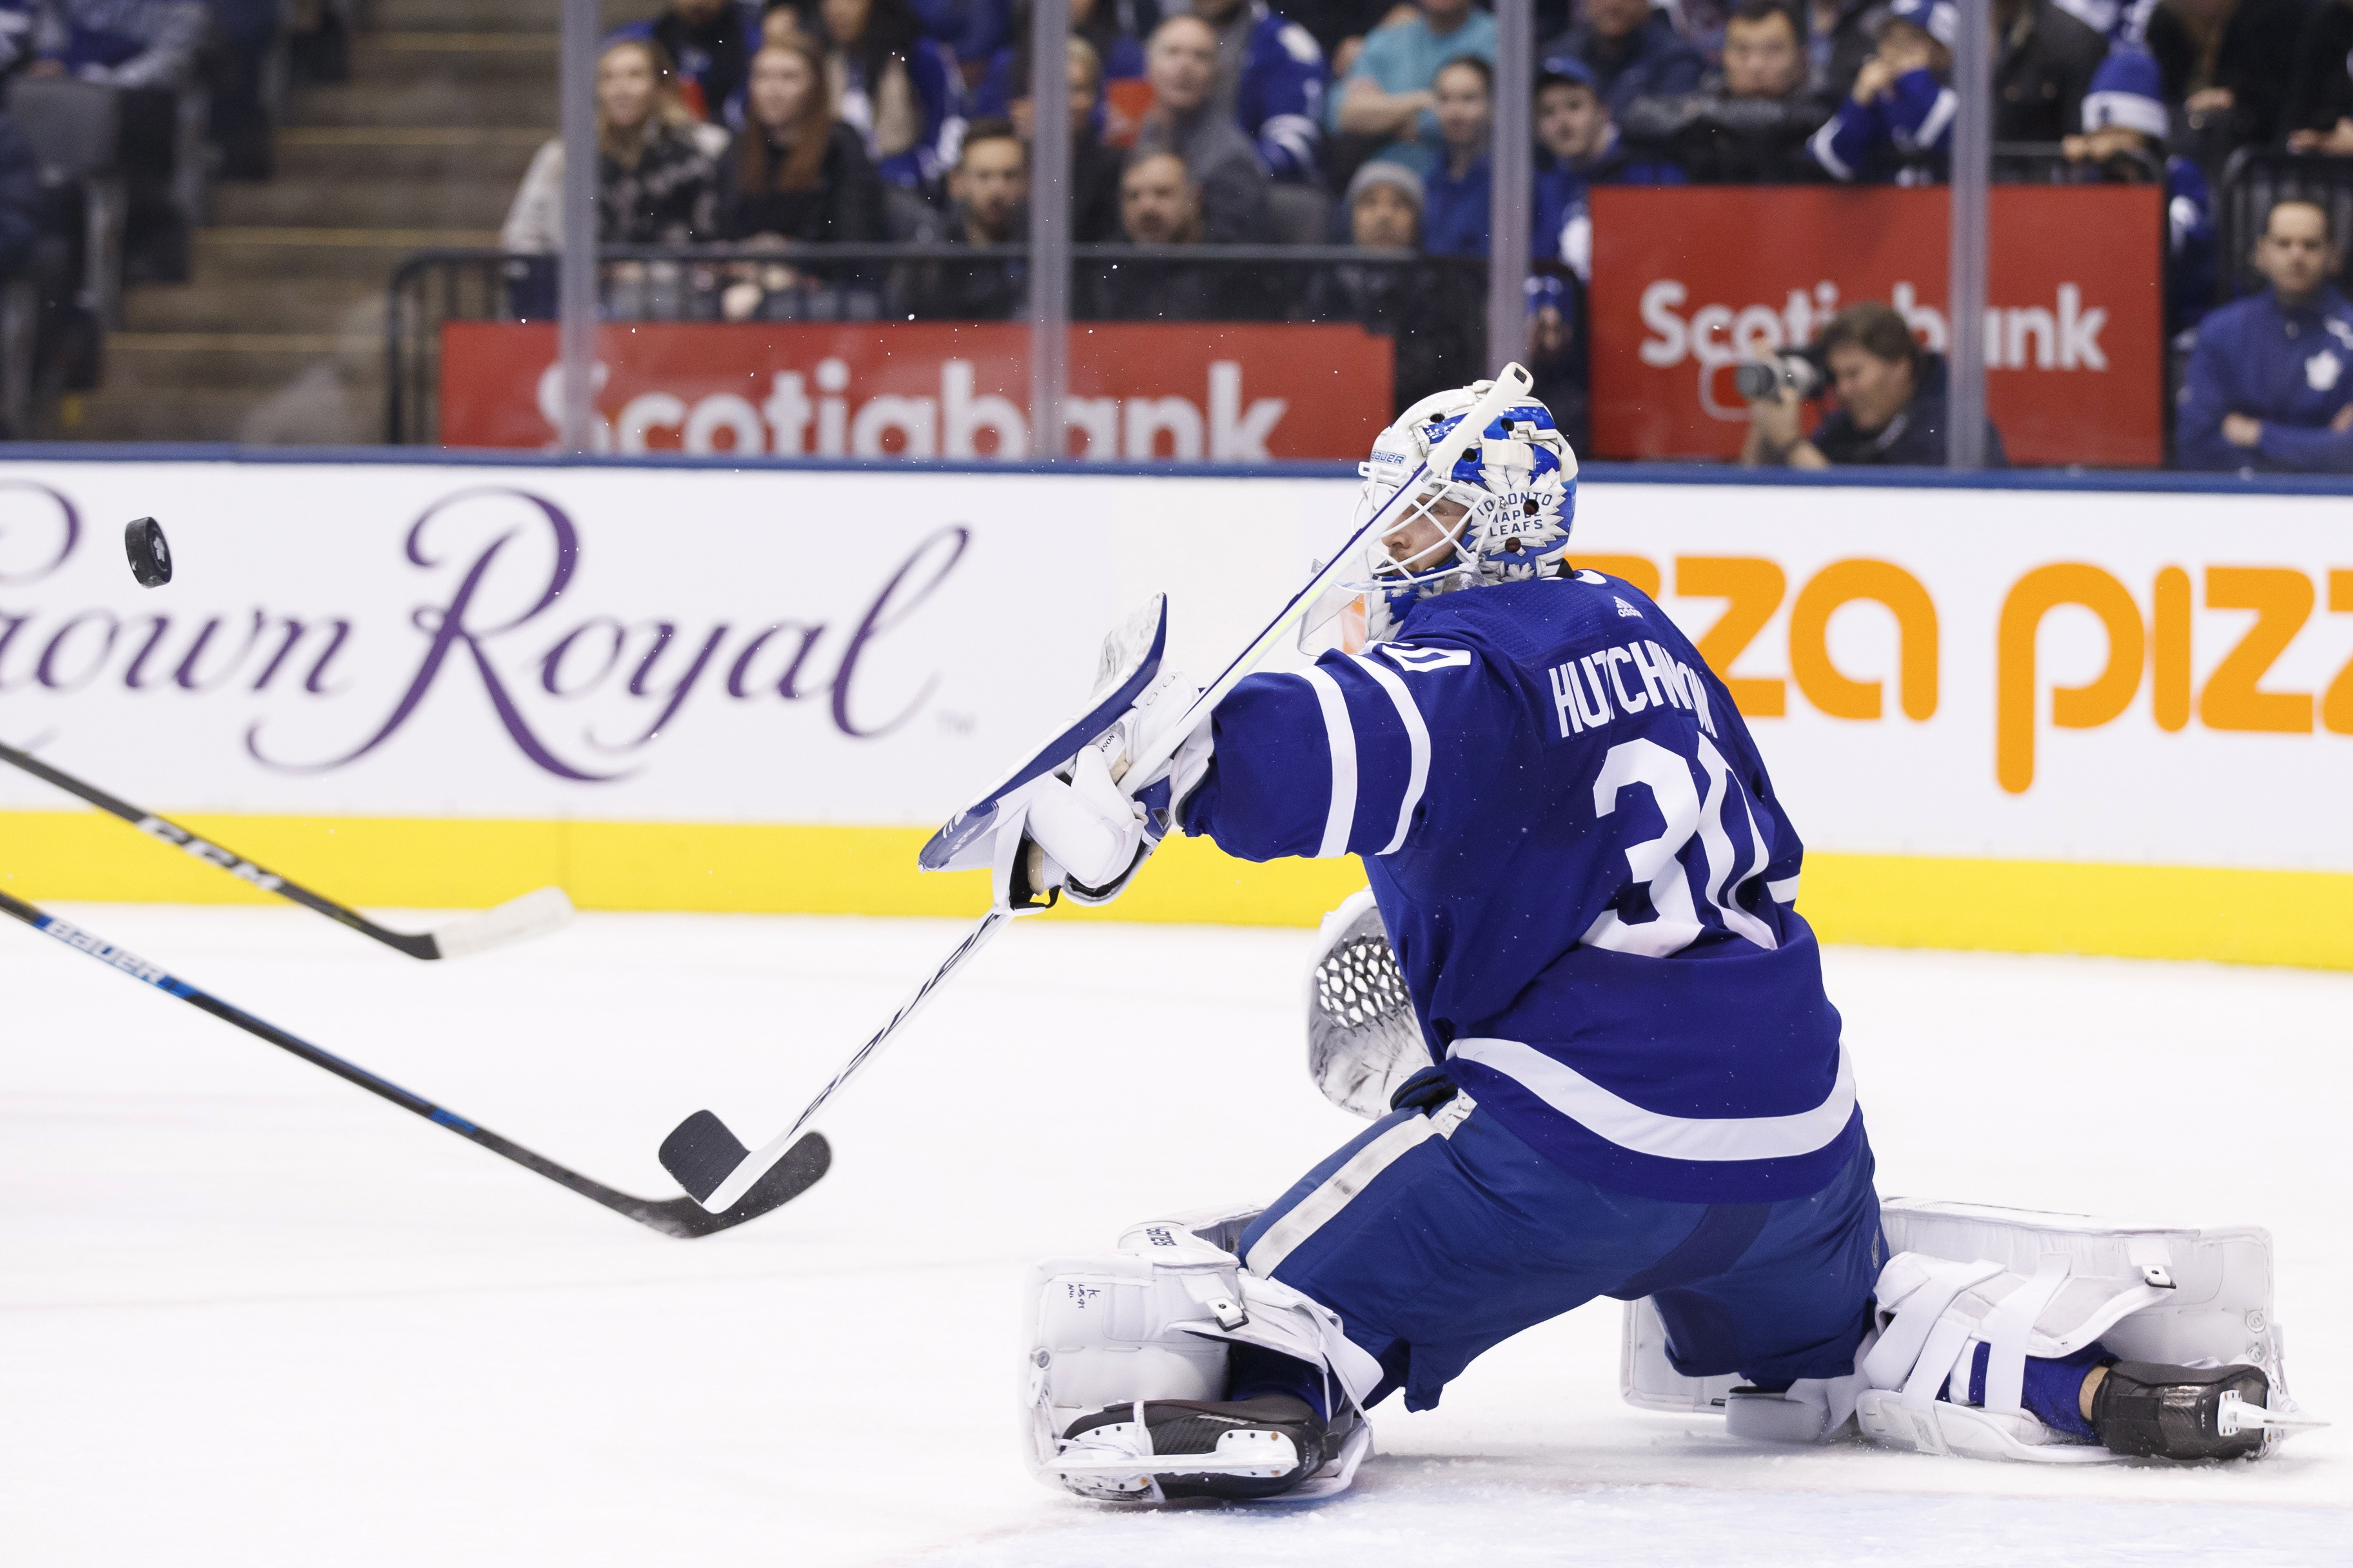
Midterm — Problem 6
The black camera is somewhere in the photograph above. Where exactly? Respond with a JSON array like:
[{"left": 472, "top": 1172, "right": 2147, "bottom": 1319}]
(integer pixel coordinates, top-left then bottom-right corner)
[{"left": 1734, "top": 347, "right": 1826, "bottom": 402}]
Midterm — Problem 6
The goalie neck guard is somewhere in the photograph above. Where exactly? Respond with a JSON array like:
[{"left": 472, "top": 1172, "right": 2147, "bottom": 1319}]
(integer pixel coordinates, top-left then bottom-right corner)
[{"left": 1351, "top": 382, "right": 1579, "bottom": 645}]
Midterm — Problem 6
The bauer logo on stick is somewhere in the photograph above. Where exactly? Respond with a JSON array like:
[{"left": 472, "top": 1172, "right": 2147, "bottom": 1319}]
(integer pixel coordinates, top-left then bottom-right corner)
[{"left": 124, "top": 516, "right": 172, "bottom": 587}]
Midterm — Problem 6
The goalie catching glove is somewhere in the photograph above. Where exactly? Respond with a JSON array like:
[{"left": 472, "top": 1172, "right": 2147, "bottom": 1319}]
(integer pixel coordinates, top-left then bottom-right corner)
[{"left": 1001, "top": 672, "right": 1213, "bottom": 910}]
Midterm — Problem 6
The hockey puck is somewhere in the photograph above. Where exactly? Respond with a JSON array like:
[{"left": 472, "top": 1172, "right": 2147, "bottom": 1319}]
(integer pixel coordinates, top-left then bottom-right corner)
[{"left": 124, "top": 516, "right": 172, "bottom": 587}]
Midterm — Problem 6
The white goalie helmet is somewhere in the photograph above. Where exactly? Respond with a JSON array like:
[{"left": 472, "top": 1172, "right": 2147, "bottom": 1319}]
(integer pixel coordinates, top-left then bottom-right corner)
[{"left": 1348, "top": 381, "right": 1579, "bottom": 644}]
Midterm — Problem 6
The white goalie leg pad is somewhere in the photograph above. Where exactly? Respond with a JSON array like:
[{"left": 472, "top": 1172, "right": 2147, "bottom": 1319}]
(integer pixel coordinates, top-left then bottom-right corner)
[
  {"left": 1023, "top": 1208, "right": 1382, "bottom": 1503},
  {"left": 1620, "top": 1197, "right": 2306, "bottom": 1462},
  {"left": 1852, "top": 1198, "right": 2301, "bottom": 1464}
]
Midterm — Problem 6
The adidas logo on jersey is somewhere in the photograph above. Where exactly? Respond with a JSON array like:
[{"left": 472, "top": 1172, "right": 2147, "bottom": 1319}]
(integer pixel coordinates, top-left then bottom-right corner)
[
  {"left": 1547, "top": 639, "right": 1718, "bottom": 740},
  {"left": 1614, "top": 597, "right": 1642, "bottom": 618}
]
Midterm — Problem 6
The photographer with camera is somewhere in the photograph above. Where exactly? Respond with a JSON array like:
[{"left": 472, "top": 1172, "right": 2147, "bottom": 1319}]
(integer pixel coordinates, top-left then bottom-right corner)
[{"left": 1739, "top": 300, "right": 2007, "bottom": 468}]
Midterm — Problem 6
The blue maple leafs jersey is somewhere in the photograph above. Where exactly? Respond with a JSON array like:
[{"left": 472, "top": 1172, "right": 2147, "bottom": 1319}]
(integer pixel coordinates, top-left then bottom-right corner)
[{"left": 1181, "top": 570, "right": 1860, "bottom": 1204}]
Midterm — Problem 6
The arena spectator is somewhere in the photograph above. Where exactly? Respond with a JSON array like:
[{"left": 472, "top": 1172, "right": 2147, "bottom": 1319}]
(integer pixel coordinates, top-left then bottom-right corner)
[
  {"left": 2176, "top": 200, "right": 2353, "bottom": 473},
  {"left": 503, "top": 37, "right": 722, "bottom": 251},
  {"left": 1535, "top": 55, "right": 1684, "bottom": 185},
  {"left": 209, "top": 0, "right": 281, "bottom": 178},
  {"left": 809, "top": 0, "right": 965, "bottom": 191},
  {"left": 1421, "top": 55, "right": 1491, "bottom": 255},
  {"left": 31, "top": 0, "right": 204, "bottom": 87},
  {"left": 1544, "top": 0, "right": 1702, "bottom": 117},
  {"left": 1804, "top": 0, "right": 1884, "bottom": 103},
  {"left": 1343, "top": 153, "right": 1421, "bottom": 247},
  {"left": 29, "top": 0, "right": 208, "bottom": 279},
  {"left": 1533, "top": 55, "right": 1682, "bottom": 276},
  {"left": 1619, "top": 0, "right": 1828, "bottom": 182},
  {"left": 1304, "top": 161, "right": 1483, "bottom": 411},
  {"left": 616, "top": 0, "right": 755, "bottom": 124},
  {"left": 2147, "top": 0, "right": 2299, "bottom": 154},
  {"left": 719, "top": 38, "right": 885, "bottom": 240},
  {"left": 1019, "top": 35, "right": 1127, "bottom": 242},
  {"left": 1742, "top": 300, "right": 2007, "bottom": 466},
  {"left": 0, "top": 106, "right": 37, "bottom": 281},
  {"left": 1985, "top": 0, "right": 2105, "bottom": 142},
  {"left": 1806, "top": 0, "right": 1953, "bottom": 182},
  {"left": 1327, "top": 0, "right": 1497, "bottom": 175},
  {"left": 1185, "top": 0, "right": 1328, "bottom": 186},
  {"left": 969, "top": 0, "right": 1145, "bottom": 123},
  {"left": 1132, "top": 14, "right": 1272, "bottom": 241},
  {"left": 2063, "top": 48, "right": 2214, "bottom": 334},
  {"left": 907, "top": 115, "right": 1030, "bottom": 318},
  {"left": 2283, "top": 0, "right": 2353, "bottom": 155},
  {"left": 1085, "top": 150, "right": 1236, "bottom": 318}
]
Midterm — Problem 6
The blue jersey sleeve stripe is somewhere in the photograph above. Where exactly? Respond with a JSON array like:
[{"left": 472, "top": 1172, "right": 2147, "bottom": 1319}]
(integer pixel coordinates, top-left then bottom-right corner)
[
  {"left": 1297, "top": 666, "right": 1359, "bottom": 859},
  {"left": 1347, "top": 653, "right": 1431, "bottom": 856},
  {"left": 1447, "top": 1038, "right": 1858, "bottom": 1162}
]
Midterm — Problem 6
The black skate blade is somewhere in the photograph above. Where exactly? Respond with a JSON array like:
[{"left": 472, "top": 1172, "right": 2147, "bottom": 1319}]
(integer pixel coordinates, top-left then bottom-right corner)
[{"left": 659, "top": 1109, "right": 751, "bottom": 1204}]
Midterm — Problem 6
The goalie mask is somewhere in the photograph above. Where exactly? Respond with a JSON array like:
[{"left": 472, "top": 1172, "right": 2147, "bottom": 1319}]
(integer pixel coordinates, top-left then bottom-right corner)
[{"left": 1349, "top": 383, "right": 1578, "bottom": 645}]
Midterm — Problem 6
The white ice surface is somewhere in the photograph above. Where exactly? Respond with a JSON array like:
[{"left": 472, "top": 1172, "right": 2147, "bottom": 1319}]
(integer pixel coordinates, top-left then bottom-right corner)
[{"left": 1, "top": 906, "right": 2345, "bottom": 1567}]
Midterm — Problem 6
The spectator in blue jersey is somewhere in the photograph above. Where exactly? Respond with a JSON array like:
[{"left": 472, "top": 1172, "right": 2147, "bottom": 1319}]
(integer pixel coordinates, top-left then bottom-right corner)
[
  {"left": 1532, "top": 56, "right": 1682, "bottom": 279},
  {"left": 1806, "top": 0, "right": 1954, "bottom": 182},
  {"left": 1419, "top": 55, "right": 1492, "bottom": 256},
  {"left": 807, "top": 0, "right": 965, "bottom": 191},
  {"left": 2176, "top": 201, "right": 2353, "bottom": 473},
  {"left": 1542, "top": 0, "right": 1702, "bottom": 117},
  {"left": 1327, "top": 0, "right": 1496, "bottom": 175},
  {"left": 2063, "top": 48, "right": 2214, "bottom": 336},
  {"left": 616, "top": 0, "right": 754, "bottom": 123},
  {"left": 1132, "top": 13, "right": 1272, "bottom": 241},
  {"left": 1185, "top": 0, "right": 1328, "bottom": 186},
  {"left": 1743, "top": 300, "right": 2006, "bottom": 466}
]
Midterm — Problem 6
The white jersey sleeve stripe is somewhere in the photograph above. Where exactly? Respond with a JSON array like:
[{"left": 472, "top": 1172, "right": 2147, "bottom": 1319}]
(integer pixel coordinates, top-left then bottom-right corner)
[
  {"left": 1348, "top": 654, "right": 1431, "bottom": 856},
  {"left": 1446, "top": 1038, "right": 1857, "bottom": 1162},
  {"left": 1298, "top": 665, "right": 1359, "bottom": 859}
]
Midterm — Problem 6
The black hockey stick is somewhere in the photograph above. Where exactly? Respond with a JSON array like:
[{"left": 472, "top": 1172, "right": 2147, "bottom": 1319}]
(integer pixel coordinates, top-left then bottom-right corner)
[
  {"left": 0, "top": 738, "right": 573, "bottom": 960},
  {"left": 0, "top": 888, "right": 829, "bottom": 1237}
]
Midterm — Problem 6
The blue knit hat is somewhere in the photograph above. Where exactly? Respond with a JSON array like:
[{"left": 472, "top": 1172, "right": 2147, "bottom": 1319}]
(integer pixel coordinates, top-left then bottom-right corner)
[{"left": 2082, "top": 50, "right": 2170, "bottom": 139}]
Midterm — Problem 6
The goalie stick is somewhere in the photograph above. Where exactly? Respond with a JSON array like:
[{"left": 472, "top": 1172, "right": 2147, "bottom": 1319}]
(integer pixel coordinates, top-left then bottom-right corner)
[
  {"left": 0, "top": 887, "right": 828, "bottom": 1237},
  {"left": 658, "top": 365, "right": 1535, "bottom": 1215},
  {"left": 0, "top": 738, "right": 573, "bottom": 961}
]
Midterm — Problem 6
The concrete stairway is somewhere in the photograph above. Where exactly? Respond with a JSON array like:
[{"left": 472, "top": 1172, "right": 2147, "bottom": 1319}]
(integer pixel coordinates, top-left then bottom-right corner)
[{"left": 66, "top": 0, "right": 562, "bottom": 444}]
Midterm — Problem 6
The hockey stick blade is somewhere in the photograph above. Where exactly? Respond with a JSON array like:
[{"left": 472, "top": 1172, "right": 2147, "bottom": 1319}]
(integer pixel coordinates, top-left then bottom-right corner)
[
  {"left": 0, "top": 738, "right": 572, "bottom": 961},
  {"left": 664, "top": 905, "right": 1011, "bottom": 1212},
  {"left": 428, "top": 886, "right": 576, "bottom": 960},
  {"left": 0, "top": 887, "right": 826, "bottom": 1238}
]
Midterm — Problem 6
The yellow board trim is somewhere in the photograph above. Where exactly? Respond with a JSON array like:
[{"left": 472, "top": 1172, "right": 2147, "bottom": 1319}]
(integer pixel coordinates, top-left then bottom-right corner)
[{"left": 3, "top": 810, "right": 2348, "bottom": 970}]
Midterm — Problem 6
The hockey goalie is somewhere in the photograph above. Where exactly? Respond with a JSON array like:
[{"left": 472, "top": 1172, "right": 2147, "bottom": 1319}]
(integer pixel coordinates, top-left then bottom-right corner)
[{"left": 998, "top": 381, "right": 2321, "bottom": 1503}]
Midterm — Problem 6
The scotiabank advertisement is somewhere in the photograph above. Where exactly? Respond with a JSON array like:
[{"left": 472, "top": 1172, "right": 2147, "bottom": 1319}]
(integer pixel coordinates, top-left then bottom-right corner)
[
  {"left": 1587, "top": 186, "right": 2166, "bottom": 467},
  {"left": 438, "top": 322, "right": 1394, "bottom": 461}
]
